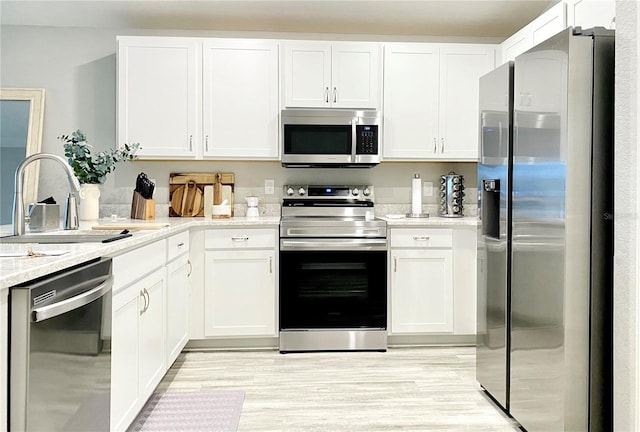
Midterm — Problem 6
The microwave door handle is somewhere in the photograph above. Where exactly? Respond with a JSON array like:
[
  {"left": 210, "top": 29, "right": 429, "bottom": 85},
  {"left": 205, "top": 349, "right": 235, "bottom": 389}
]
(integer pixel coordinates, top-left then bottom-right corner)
[{"left": 351, "top": 118, "right": 357, "bottom": 163}]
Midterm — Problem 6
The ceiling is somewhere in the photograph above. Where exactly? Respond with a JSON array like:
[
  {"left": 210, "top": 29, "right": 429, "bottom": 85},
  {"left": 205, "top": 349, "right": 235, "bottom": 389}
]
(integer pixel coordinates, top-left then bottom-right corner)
[{"left": 0, "top": 0, "right": 556, "bottom": 39}]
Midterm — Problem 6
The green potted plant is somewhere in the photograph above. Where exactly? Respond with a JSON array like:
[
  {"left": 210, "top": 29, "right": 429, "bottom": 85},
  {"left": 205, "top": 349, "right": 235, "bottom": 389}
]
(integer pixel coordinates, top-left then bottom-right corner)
[{"left": 58, "top": 129, "right": 140, "bottom": 220}]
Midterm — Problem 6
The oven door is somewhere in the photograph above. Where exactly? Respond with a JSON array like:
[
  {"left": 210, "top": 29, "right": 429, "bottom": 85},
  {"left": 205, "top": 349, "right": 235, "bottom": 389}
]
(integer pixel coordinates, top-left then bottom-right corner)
[{"left": 279, "top": 249, "right": 386, "bottom": 330}]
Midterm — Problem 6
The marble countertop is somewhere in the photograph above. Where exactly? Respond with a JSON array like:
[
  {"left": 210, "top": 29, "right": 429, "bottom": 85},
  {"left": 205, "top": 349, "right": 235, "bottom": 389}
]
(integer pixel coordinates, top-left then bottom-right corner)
[
  {"left": 0, "top": 214, "right": 476, "bottom": 291},
  {"left": 0, "top": 216, "right": 280, "bottom": 291},
  {"left": 379, "top": 215, "right": 478, "bottom": 226}
]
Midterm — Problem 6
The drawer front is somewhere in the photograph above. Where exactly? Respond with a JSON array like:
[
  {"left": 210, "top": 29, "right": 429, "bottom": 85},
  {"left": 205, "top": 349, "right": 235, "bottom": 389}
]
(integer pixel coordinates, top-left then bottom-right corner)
[
  {"left": 167, "top": 230, "right": 189, "bottom": 262},
  {"left": 113, "top": 240, "right": 166, "bottom": 291},
  {"left": 205, "top": 228, "right": 276, "bottom": 249},
  {"left": 390, "top": 228, "right": 453, "bottom": 248}
]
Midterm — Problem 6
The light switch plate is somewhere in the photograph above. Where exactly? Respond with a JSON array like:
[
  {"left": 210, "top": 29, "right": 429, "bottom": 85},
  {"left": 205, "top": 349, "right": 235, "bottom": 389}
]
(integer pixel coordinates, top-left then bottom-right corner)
[
  {"left": 423, "top": 181, "right": 433, "bottom": 197},
  {"left": 264, "top": 179, "right": 275, "bottom": 195}
]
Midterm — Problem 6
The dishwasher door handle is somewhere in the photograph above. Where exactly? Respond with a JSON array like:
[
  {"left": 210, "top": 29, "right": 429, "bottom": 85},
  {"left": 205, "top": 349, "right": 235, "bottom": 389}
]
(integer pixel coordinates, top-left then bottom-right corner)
[{"left": 32, "top": 275, "right": 114, "bottom": 322}]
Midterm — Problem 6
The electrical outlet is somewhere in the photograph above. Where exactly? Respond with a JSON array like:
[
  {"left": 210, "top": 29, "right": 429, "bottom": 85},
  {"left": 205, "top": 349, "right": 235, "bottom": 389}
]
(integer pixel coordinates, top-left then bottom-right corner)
[
  {"left": 423, "top": 181, "right": 433, "bottom": 197},
  {"left": 264, "top": 179, "right": 275, "bottom": 195}
]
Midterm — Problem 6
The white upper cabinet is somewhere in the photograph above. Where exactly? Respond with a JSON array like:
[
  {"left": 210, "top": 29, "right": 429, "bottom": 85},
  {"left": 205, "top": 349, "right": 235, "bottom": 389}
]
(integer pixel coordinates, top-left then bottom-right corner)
[
  {"left": 118, "top": 36, "right": 280, "bottom": 160},
  {"left": 283, "top": 41, "right": 381, "bottom": 109},
  {"left": 566, "top": 0, "right": 615, "bottom": 29},
  {"left": 118, "top": 37, "right": 199, "bottom": 159},
  {"left": 501, "top": 2, "right": 567, "bottom": 64},
  {"left": 202, "top": 39, "right": 279, "bottom": 159},
  {"left": 383, "top": 43, "right": 495, "bottom": 161}
]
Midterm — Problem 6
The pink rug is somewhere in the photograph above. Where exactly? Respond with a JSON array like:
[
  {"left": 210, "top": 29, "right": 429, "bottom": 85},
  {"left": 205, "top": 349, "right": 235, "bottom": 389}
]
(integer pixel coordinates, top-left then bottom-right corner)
[{"left": 129, "top": 390, "right": 245, "bottom": 432}]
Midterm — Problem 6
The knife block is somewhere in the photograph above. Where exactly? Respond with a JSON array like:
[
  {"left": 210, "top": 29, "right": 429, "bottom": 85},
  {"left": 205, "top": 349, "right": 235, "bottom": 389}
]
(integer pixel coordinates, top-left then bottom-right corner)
[{"left": 130, "top": 191, "right": 155, "bottom": 220}]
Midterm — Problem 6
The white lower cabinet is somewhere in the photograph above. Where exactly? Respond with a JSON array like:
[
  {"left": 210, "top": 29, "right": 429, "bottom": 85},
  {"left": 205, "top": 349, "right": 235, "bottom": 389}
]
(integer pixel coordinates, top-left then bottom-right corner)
[
  {"left": 111, "top": 267, "right": 166, "bottom": 431},
  {"left": 202, "top": 228, "right": 277, "bottom": 338},
  {"left": 389, "top": 226, "right": 476, "bottom": 336},
  {"left": 165, "top": 231, "right": 190, "bottom": 366},
  {"left": 111, "top": 239, "right": 167, "bottom": 432},
  {"left": 390, "top": 247, "right": 454, "bottom": 334},
  {"left": 204, "top": 250, "right": 276, "bottom": 337},
  {"left": 165, "top": 254, "right": 190, "bottom": 366}
]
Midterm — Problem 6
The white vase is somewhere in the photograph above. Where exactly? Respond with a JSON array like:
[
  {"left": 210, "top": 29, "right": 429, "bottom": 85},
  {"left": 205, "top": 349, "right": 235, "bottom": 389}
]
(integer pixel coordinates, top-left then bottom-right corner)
[{"left": 79, "top": 183, "right": 101, "bottom": 220}]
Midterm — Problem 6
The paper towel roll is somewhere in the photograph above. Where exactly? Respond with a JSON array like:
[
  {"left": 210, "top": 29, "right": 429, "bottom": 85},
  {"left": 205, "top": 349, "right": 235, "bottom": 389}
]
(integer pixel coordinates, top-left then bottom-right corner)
[{"left": 411, "top": 174, "right": 422, "bottom": 215}]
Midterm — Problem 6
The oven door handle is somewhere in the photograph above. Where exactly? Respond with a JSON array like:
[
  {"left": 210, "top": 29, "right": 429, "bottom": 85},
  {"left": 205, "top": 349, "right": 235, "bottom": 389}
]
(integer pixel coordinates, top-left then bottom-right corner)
[
  {"left": 280, "top": 238, "right": 387, "bottom": 251},
  {"left": 31, "top": 276, "right": 113, "bottom": 322}
]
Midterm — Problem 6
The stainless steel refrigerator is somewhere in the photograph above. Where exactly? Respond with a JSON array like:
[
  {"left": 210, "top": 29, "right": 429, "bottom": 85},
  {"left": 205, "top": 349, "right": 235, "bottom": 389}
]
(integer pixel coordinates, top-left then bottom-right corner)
[{"left": 477, "top": 27, "right": 614, "bottom": 431}]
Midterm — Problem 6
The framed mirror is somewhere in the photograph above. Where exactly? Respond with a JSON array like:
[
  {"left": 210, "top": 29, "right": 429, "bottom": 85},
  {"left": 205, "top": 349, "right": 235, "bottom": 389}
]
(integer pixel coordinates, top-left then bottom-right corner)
[{"left": 0, "top": 88, "right": 45, "bottom": 225}]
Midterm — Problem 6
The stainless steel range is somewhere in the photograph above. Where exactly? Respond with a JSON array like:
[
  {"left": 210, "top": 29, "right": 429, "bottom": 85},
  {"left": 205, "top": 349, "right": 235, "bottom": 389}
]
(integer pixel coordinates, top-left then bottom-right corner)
[{"left": 279, "top": 185, "right": 387, "bottom": 352}]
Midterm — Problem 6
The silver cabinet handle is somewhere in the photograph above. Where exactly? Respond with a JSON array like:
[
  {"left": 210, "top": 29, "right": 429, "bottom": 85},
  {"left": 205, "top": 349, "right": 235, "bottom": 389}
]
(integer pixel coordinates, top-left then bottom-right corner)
[
  {"left": 333, "top": 87, "right": 337, "bottom": 103},
  {"left": 177, "top": 241, "right": 185, "bottom": 248},
  {"left": 189, "top": 135, "right": 193, "bottom": 151},
  {"left": 144, "top": 288, "right": 150, "bottom": 313},
  {"left": 441, "top": 138, "right": 445, "bottom": 153},
  {"left": 139, "top": 290, "right": 146, "bottom": 315},
  {"left": 231, "top": 235, "right": 249, "bottom": 242},
  {"left": 205, "top": 135, "right": 209, "bottom": 152},
  {"left": 325, "top": 87, "right": 330, "bottom": 103},
  {"left": 433, "top": 138, "right": 437, "bottom": 153},
  {"left": 32, "top": 276, "right": 113, "bottom": 322},
  {"left": 269, "top": 256, "right": 273, "bottom": 274},
  {"left": 394, "top": 257, "right": 397, "bottom": 273},
  {"left": 187, "top": 260, "right": 193, "bottom": 277},
  {"left": 413, "top": 236, "right": 430, "bottom": 241}
]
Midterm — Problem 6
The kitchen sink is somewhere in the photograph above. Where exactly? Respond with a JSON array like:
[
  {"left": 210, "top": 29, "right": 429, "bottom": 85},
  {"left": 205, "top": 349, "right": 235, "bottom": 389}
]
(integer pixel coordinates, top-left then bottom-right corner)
[{"left": 0, "top": 230, "right": 133, "bottom": 244}]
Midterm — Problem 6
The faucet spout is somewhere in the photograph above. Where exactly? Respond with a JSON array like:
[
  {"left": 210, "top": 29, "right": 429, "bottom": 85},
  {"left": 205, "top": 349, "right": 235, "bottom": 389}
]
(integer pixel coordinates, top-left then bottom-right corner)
[{"left": 13, "top": 153, "right": 81, "bottom": 236}]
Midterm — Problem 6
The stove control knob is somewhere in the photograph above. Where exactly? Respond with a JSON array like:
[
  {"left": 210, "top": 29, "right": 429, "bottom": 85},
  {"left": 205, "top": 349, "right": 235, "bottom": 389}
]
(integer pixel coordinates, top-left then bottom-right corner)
[
  {"left": 363, "top": 188, "right": 371, "bottom": 197},
  {"left": 298, "top": 187, "right": 306, "bottom": 196},
  {"left": 286, "top": 187, "right": 294, "bottom": 196},
  {"left": 352, "top": 188, "right": 360, "bottom": 196}
]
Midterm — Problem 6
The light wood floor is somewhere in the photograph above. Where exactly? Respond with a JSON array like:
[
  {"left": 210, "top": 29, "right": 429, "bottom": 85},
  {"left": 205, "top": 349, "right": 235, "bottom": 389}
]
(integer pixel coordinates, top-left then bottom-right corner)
[{"left": 156, "top": 346, "right": 520, "bottom": 432}]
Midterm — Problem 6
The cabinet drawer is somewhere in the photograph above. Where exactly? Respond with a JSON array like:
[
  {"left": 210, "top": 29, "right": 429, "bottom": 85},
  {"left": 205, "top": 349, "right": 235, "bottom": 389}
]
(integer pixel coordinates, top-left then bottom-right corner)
[
  {"left": 113, "top": 240, "right": 166, "bottom": 291},
  {"left": 205, "top": 228, "right": 276, "bottom": 249},
  {"left": 167, "top": 230, "right": 189, "bottom": 262},
  {"left": 390, "top": 228, "right": 453, "bottom": 248}
]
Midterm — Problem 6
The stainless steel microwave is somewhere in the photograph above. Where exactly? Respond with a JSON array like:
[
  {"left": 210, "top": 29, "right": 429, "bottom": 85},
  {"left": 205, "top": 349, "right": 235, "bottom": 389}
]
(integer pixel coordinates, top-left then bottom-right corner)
[{"left": 281, "top": 109, "right": 381, "bottom": 168}]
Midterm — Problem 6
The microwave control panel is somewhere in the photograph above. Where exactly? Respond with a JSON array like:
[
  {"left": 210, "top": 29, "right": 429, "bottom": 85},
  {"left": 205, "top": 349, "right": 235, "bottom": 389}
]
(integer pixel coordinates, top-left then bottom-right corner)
[{"left": 356, "top": 125, "right": 379, "bottom": 155}]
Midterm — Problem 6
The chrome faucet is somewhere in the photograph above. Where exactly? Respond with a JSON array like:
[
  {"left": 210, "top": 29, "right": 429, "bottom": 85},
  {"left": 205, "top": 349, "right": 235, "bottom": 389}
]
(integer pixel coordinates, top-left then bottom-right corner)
[{"left": 13, "top": 153, "right": 81, "bottom": 236}]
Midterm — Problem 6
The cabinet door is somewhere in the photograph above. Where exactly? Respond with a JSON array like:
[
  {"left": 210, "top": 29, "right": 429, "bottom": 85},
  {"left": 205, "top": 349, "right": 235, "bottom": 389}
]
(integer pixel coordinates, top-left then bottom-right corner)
[
  {"left": 331, "top": 42, "right": 381, "bottom": 109},
  {"left": 390, "top": 249, "right": 453, "bottom": 333},
  {"left": 284, "top": 41, "right": 332, "bottom": 107},
  {"left": 203, "top": 39, "right": 280, "bottom": 159},
  {"left": 111, "top": 284, "right": 141, "bottom": 431},
  {"left": 204, "top": 249, "right": 276, "bottom": 337},
  {"left": 501, "top": 27, "right": 533, "bottom": 64},
  {"left": 166, "top": 255, "right": 190, "bottom": 367},
  {"left": 118, "top": 37, "right": 199, "bottom": 159},
  {"left": 530, "top": 2, "right": 567, "bottom": 47},
  {"left": 382, "top": 43, "right": 440, "bottom": 159},
  {"left": 567, "top": 0, "right": 615, "bottom": 29},
  {"left": 138, "top": 270, "right": 166, "bottom": 401},
  {"left": 439, "top": 44, "right": 495, "bottom": 160}
]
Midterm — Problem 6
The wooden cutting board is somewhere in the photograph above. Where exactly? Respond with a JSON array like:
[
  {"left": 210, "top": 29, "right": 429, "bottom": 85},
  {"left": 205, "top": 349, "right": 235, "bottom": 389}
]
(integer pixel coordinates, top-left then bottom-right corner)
[{"left": 169, "top": 172, "right": 235, "bottom": 217}]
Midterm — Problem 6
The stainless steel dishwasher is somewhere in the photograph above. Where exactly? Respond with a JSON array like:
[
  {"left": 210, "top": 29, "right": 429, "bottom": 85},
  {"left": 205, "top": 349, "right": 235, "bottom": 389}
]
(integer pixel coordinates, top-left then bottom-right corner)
[{"left": 9, "top": 257, "right": 113, "bottom": 432}]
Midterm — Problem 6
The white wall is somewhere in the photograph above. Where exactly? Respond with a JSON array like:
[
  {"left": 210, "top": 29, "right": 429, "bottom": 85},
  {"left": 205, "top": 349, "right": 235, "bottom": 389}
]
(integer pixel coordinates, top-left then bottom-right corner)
[
  {"left": 0, "top": 25, "right": 478, "bottom": 215},
  {"left": 614, "top": 0, "right": 639, "bottom": 430}
]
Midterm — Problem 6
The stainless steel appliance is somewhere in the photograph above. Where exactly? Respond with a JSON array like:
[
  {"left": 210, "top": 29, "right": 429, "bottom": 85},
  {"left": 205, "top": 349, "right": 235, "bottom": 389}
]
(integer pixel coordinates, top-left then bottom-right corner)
[
  {"left": 10, "top": 257, "right": 113, "bottom": 431},
  {"left": 438, "top": 172, "right": 465, "bottom": 217},
  {"left": 281, "top": 109, "right": 380, "bottom": 168},
  {"left": 476, "top": 27, "right": 614, "bottom": 431},
  {"left": 476, "top": 60, "right": 513, "bottom": 412},
  {"left": 279, "top": 185, "right": 387, "bottom": 352}
]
